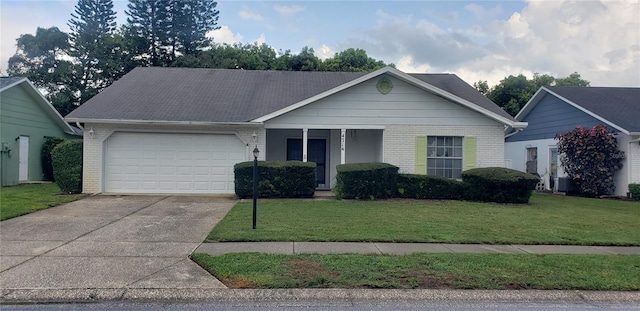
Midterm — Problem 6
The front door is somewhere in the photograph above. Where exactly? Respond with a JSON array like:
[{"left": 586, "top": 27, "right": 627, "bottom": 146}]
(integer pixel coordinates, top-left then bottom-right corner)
[
  {"left": 286, "top": 138, "right": 326, "bottom": 186},
  {"left": 19, "top": 136, "right": 29, "bottom": 181}
]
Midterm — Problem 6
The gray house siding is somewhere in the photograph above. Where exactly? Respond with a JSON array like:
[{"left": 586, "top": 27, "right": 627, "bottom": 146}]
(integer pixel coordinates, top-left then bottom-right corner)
[{"left": 506, "top": 94, "right": 613, "bottom": 142}]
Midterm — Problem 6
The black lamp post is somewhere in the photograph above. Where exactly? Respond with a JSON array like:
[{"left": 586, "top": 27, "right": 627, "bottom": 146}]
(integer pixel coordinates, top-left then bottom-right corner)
[{"left": 252, "top": 146, "right": 259, "bottom": 229}]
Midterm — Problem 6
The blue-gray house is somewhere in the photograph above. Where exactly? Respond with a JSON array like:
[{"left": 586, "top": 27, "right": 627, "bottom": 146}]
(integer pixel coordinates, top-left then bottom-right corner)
[{"left": 504, "top": 86, "right": 639, "bottom": 196}]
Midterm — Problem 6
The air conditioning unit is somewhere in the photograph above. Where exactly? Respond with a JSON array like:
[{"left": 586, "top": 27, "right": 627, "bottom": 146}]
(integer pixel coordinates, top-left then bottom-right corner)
[{"left": 557, "top": 177, "right": 576, "bottom": 193}]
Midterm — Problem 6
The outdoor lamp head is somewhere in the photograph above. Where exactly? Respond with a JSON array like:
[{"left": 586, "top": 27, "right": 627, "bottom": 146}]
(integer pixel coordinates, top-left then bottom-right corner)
[{"left": 253, "top": 146, "right": 259, "bottom": 159}]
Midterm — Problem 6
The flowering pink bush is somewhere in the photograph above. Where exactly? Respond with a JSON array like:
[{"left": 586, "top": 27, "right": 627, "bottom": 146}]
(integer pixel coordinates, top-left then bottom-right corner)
[{"left": 555, "top": 125, "right": 624, "bottom": 197}]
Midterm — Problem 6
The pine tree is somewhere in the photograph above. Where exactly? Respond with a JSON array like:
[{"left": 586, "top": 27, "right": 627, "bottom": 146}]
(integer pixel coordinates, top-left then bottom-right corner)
[
  {"left": 126, "top": 0, "right": 219, "bottom": 66},
  {"left": 126, "top": 0, "right": 171, "bottom": 66},
  {"left": 68, "top": 0, "right": 118, "bottom": 103}
]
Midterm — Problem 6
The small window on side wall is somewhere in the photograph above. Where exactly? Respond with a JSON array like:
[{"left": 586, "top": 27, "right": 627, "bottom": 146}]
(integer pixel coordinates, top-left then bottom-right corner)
[{"left": 526, "top": 147, "right": 538, "bottom": 175}]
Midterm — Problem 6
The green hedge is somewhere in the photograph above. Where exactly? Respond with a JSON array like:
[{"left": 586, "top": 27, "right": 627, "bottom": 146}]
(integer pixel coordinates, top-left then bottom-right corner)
[
  {"left": 41, "top": 136, "right": 65, "bottom": 181},
  {"left": 335, "top": 163, "right": 399, "bottom": 200},
  {"left": 397, "top": 173, "right": 465, "bottom": 200},
  {"left": 234, "top": 161, "right": 316, "bottom": 198},
  {"left": 461, "top": 167, "right": 540, "bottom": 203},
  {"left": 629, "top": 184, "right": 640, "bottom": 200},
  {"left": 51, "top": 139, "right": 83, "bottom": 194}
]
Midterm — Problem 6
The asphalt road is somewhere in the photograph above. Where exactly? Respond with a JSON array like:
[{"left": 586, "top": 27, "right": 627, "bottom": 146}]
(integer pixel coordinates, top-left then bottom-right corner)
[{"left": 2, "top": 300, "right": 640, "bottom": 311}]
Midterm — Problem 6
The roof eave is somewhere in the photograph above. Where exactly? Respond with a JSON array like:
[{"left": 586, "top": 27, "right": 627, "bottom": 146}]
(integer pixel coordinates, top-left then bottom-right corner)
[{"left": 65, "top": 117, "right": 263, "bottom": 126}]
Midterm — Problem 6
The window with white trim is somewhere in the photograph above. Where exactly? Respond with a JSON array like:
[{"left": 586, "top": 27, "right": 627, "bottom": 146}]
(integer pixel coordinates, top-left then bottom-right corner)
[{"left": 427, "top": 136, "right": 463, "bottom": 179}]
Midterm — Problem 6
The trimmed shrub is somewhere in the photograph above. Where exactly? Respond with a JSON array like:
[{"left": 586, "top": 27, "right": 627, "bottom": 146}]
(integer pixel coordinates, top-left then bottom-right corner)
[
  {"left": 461, "top": 167, "right": 539, "bottom": 203},
  {"left": 234, "top": 161, "right": 316, "bottom": 198},
  {"left": 630, "top": 184, "right": 640, "bottom": 200},
  {"left": 397, "top": 173, "right": 465, "bottom": 200},
  {"left": 335, "top": 163, "right": 399, "bottom": 200},
  {"left": 41, "top": 136, "right": 66, "bottom": 181},
  {"left": 52, "top": 139, "right": 83, "bottom": 194}
]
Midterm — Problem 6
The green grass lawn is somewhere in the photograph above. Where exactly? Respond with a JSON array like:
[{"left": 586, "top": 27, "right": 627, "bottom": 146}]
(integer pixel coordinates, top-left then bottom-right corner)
[
  {"left": 206, "top": 193, "right": 640, "bottom": 245},
  {"left": 0, "top": 183, "right": 86, "bottom": 221},
  {"left": 192, "top": 252, "right": 640, "bottom": 290}
]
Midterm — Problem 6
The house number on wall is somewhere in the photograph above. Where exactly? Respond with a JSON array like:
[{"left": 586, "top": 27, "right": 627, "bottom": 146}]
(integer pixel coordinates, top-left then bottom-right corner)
[{"left": 341, "top": 131, "right": 345, "bottom": 151}]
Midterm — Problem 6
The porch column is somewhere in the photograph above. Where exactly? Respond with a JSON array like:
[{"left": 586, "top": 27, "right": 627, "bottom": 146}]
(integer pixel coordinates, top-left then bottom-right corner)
[
  {"left": 340, "top": 129, "right": 346, "bottom": 164},
  {"left": 302, "top": 128, "right": 308, "bottom": 162}
]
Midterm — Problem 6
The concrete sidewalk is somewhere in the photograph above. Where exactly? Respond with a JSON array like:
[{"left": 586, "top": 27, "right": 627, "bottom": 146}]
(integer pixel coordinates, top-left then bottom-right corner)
[{"left": 196, "top": 241, "right": 640, "bottom": 256}]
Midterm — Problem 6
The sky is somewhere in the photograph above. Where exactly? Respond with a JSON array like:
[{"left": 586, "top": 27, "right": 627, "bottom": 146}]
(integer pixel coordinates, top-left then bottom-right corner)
[{"left": 1, "top": 0, "right": 639, "bottom": 88}]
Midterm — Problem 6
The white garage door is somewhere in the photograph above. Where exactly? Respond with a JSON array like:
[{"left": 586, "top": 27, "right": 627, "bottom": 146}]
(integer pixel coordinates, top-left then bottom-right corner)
[{"left": 105, "top": 132, "right": 246, "bottom": 194}]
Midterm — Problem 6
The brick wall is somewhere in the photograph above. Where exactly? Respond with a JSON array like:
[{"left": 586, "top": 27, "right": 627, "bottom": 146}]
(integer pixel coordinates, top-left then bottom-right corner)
[
  {"left": 383, "top": 124, "right": 505, "bottom": 174},
  {"left": 81, "top": 123, "right": 265, "bottom": 194}
]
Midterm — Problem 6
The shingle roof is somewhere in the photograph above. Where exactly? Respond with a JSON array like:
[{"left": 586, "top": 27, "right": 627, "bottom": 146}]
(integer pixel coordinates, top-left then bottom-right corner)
[
  {"left": 547, "top": 86, "right": 640, "bottom": 133},
  {"left": 66, "top": 67, "right": 514, "bottom": 123},
  {"left": 0, "top": 76, "right": 27, "bottom": 91}
]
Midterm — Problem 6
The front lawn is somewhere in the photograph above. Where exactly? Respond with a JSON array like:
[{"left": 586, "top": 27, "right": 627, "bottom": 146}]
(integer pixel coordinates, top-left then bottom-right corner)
[
  {"left": 206, "top": 193, "right": 640, "bottom": 245},
  {"left": 192, "top": 252, "right": 640, "bottom": 290},
  {"left": 0, "top": 183, "right": 86, "bottom": 221}
]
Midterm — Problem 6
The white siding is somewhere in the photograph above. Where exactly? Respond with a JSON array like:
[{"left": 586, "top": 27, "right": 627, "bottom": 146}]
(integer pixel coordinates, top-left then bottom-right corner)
[
  {"left": 266, "top": 75, "right": 498, "bottom": 127},
  {"left": 505, "top": 135, "right": 636, "bottom": 196},
  {"left": 385, "top": 125, "right": 505, "bottom": 174}
]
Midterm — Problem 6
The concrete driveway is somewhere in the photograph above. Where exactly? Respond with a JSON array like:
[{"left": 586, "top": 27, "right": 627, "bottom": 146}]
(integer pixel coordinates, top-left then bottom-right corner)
[{"left": 0, "top": 195, "right": 235, "bottom": 290}]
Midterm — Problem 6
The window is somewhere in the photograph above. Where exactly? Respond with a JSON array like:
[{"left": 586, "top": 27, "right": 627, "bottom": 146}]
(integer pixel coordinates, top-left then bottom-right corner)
[
  {"left": 526, "top": 147, "right": 538, "bottom": 175},
  {"left": 427, "top": 136, "right": 463, "bottom": 179}
]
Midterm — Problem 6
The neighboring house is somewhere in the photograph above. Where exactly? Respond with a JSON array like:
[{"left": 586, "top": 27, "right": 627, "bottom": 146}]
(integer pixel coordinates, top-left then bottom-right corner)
[
  {"left": 0, "top": 77, "right": 81, "bottom": 186},
  {"left": 505, "top": 86, "right": 639, "bottom": 196},
  {"left": 65, "top": 66, "right": 527, "bottom": 194}
]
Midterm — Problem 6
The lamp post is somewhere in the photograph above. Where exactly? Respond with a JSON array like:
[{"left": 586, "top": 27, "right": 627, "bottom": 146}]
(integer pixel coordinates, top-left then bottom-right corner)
[{"left": 252, "top": 146, "right": 259, "bottom": 229}]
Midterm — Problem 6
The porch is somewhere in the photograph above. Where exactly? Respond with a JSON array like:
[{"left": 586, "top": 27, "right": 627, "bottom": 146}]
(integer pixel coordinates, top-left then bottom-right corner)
[{"left": 264, "top": 128, "right": 384, "bottom": 189}]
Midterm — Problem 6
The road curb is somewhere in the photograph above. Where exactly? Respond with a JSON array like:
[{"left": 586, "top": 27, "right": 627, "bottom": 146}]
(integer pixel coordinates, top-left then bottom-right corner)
[{"left": 2, "top": 288, "right": 639, "bottom": 304}]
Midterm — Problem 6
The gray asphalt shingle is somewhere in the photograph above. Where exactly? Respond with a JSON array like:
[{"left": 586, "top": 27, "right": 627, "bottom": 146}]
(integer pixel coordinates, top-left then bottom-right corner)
[
  {"left": 66, "top": 67, "right": 514, "bottom": 123},
  {"left": 0, "top": 76, "right": 26, "bottom": 90}
]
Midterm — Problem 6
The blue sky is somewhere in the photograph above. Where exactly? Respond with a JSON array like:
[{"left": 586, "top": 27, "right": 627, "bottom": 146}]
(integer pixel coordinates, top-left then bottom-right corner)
[{"left": 1, "top": 0, "right": 639, "bottom": 87}]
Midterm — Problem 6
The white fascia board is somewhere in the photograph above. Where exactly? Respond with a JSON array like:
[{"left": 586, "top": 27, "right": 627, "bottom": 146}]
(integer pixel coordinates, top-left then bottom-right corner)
[
  {"left": 264, "top": 124, "right": 386, "bottom": 130},
  {"left": 543, "top": 88, "right": 631, "bottom": 135},
  {"left": 253, "top": 66, "right": 520, "bottom": 127},
  {"left": 65, "top": 117, "right": 262, "bottom": 127},
  {"left": 0, "top": 77, "right": 28, "bottom": 92},
  {"left": 252, "top": 67, "right": 395, "bottom": 123}
]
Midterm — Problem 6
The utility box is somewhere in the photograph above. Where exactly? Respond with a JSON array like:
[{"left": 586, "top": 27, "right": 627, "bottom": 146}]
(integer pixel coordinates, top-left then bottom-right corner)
[{"left": 557, "top": 177, "right": 576, "bottom": 193}]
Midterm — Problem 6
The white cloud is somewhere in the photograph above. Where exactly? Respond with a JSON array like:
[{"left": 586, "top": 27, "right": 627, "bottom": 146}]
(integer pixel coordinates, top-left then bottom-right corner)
[
  {"left": 338, "top": 1, "right": 640, "bottom": 87},
  {"left": 208, "top": 26, "right": 243, "bottom": 45},
  {"left": 254, "top": 33, "right": 266, "bottom": 45},
  {"left": 273, "top": 5, "right": 304, "bottom": 18},
  {"left": 238, "top": 5, "right": 263, "bottom": 21},
  {"left": 314, "top": 44, "right": 333, "bottom": 60},
  {"left": 395, "top": 56, "right": 432, "bottom": 73}
]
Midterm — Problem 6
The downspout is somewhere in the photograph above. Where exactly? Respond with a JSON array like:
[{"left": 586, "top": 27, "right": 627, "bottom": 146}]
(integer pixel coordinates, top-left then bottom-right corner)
[
  {"left": 75, "top": 122, "right": 85, "bottom": 131},
  {"left": 504, "top": 128, "right": 523, "bottom": 139},
  {"left": 628, "top": 137, "right": 640, "bottom": 197}
]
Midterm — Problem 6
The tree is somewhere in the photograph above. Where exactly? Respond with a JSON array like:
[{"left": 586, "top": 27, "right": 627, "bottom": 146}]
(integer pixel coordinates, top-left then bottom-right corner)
[
  {"left": 7, "top": 27, "right": 78, "bottom": 115},
  {"left": 486, "top": 72, "right": 591, "bottom": 116},
  {"left": 321, "top": 48, "right": 388, "bottom": 72},
  {"left": 126, "top": 0, "right": 220, "bottom": 66},
  {"left": 169, "top": 0, "right": 219, "bottom": 58},
  {"left": 68, "top": 0, "right": 119, "bottom": 105},
  {"left": 555, "top": 125, "right": 624, "bottom": 197},
  {"left": 126, "top": 0, "right": 171, "bottom": 66},
  {"left": 275, "top": 46, "right": 320, "bottom": 71},
  {"left": 486, "top": 74, "right": 535, "bottom": 116},
  {"left": 555, "top": 72, "right": 590, "bottom": 87},
  {"left": 473, "top": 80, "right": 489, "bottom": 95}
]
